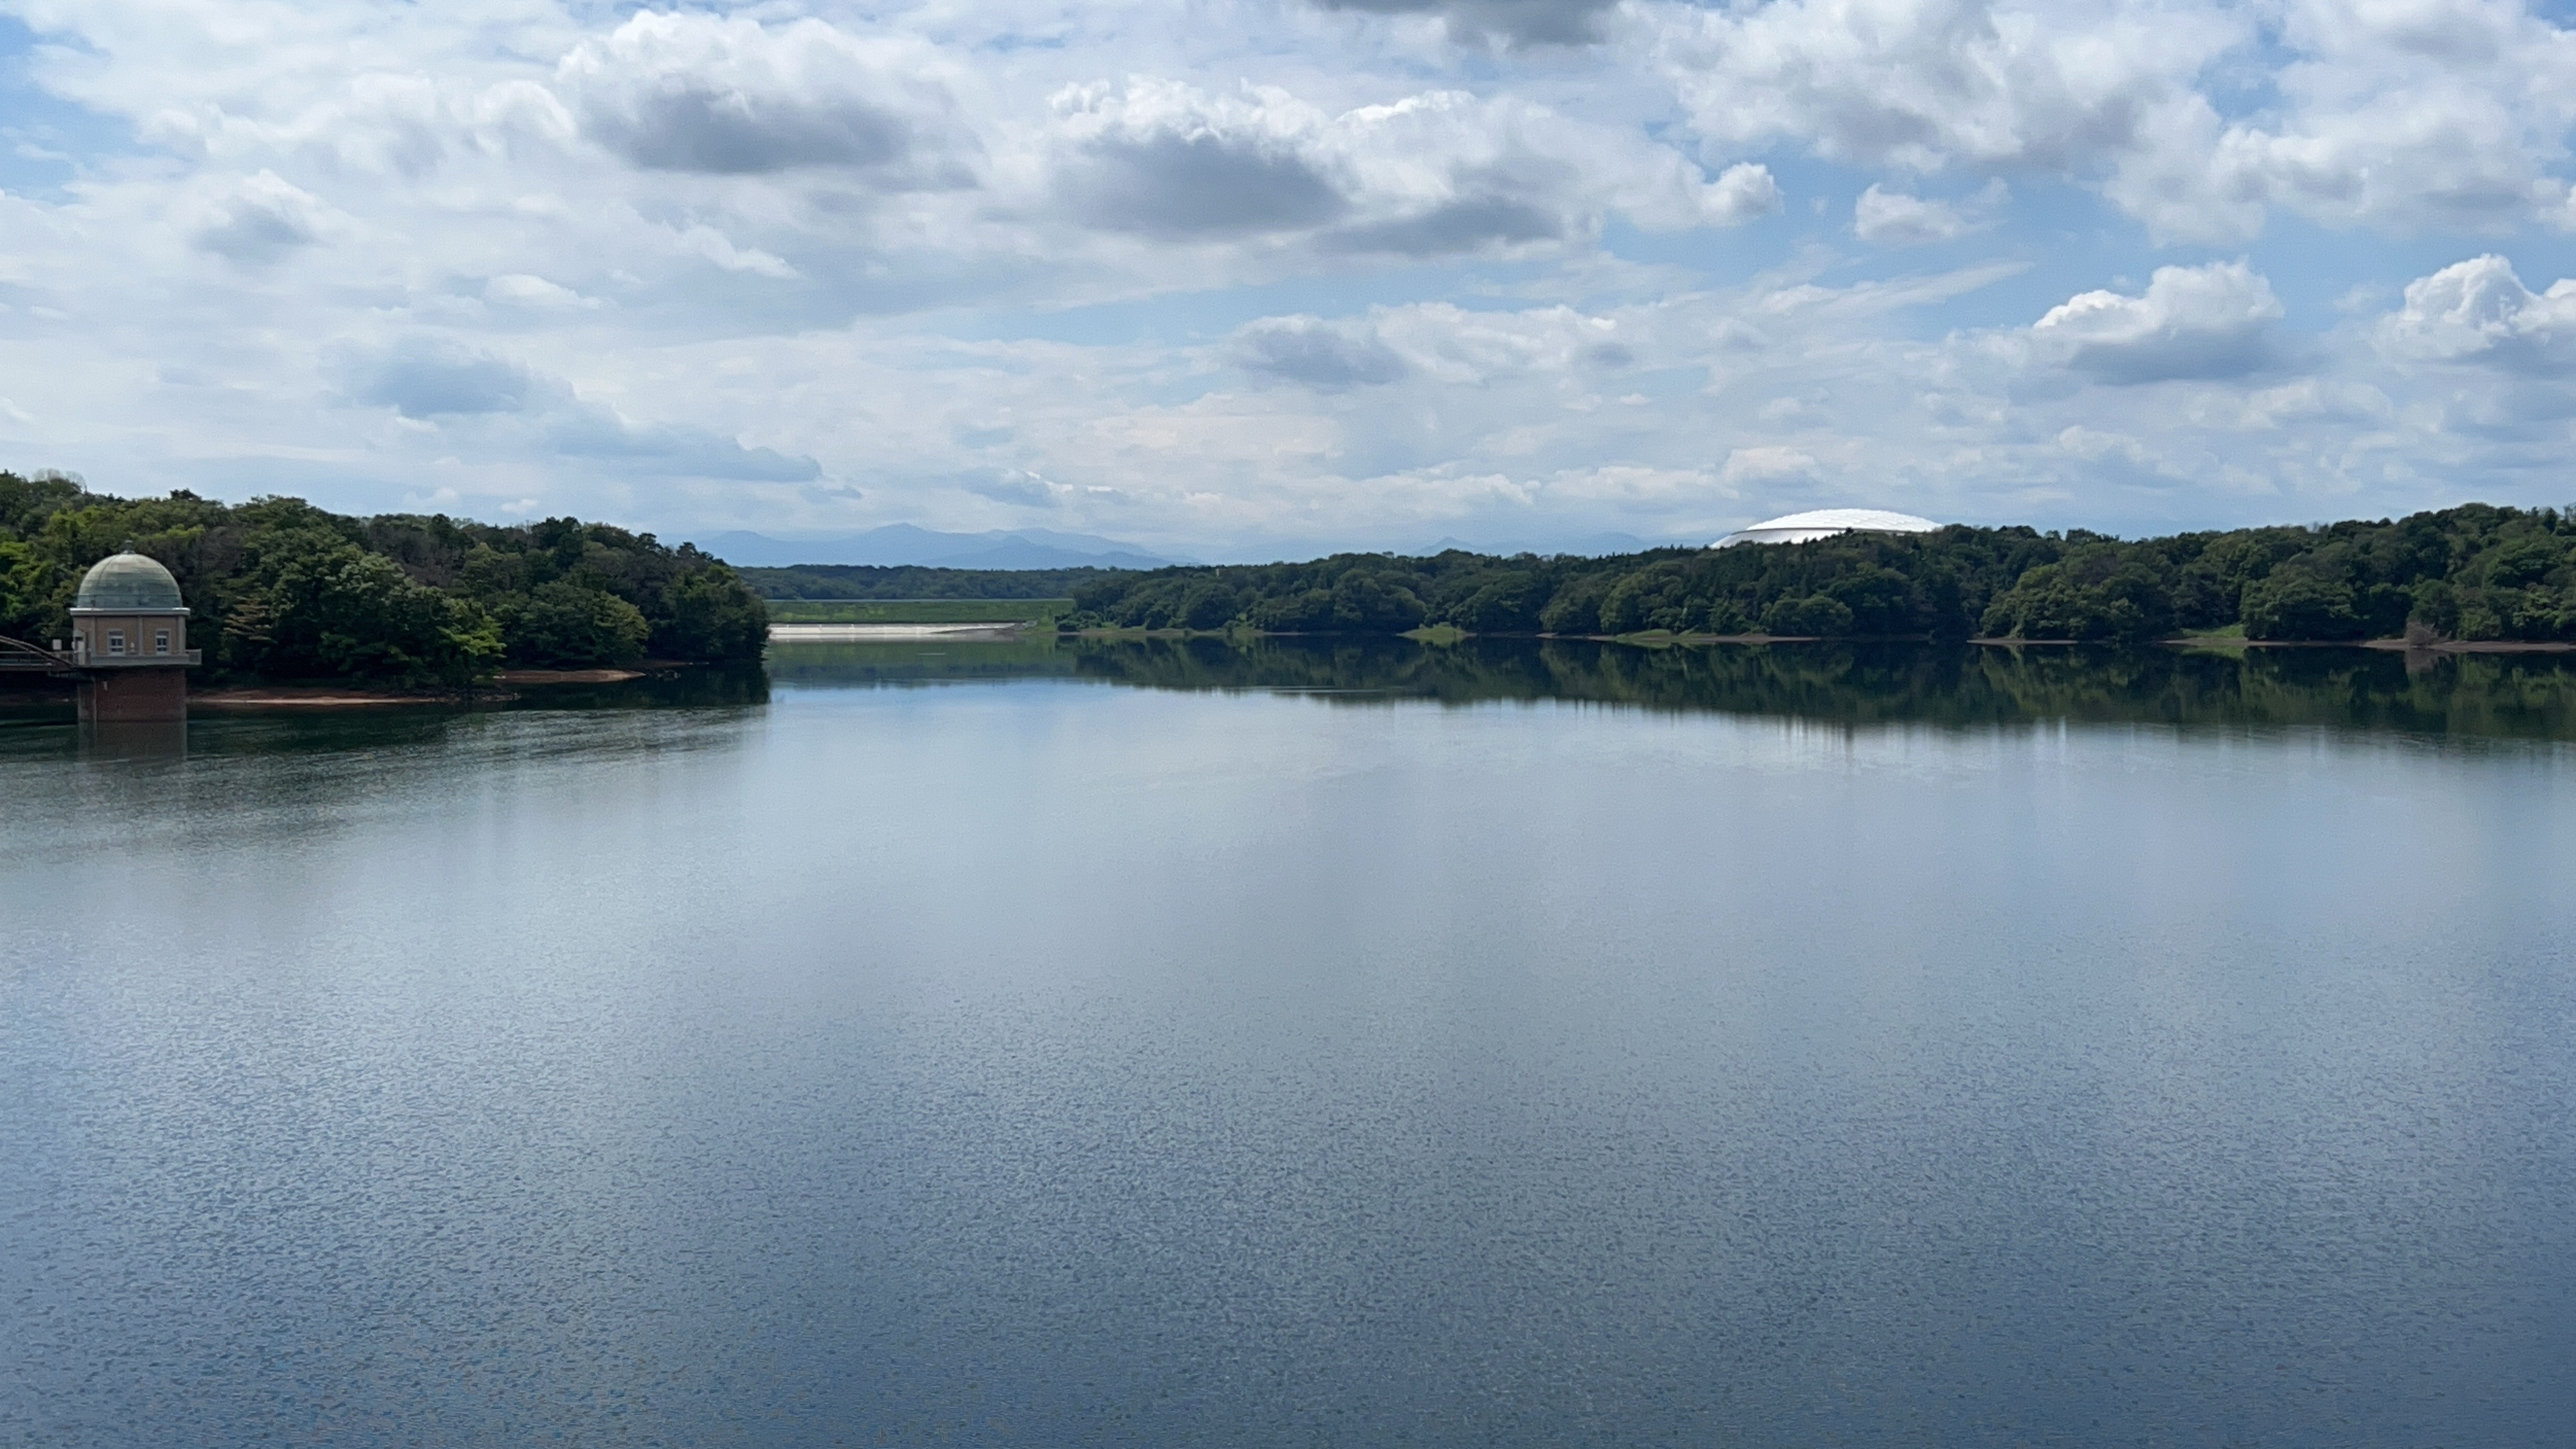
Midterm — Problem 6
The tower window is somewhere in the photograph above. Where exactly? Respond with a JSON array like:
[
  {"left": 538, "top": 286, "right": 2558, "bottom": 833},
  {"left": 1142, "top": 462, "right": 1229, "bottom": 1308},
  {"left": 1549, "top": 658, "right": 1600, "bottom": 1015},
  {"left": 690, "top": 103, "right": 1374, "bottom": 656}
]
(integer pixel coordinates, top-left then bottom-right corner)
[
  {"left": 106, "top": 629, "right": 125, "bottom": 656},
  {"left": 154, "top": 629, "right": 171, "bottom": 656}
]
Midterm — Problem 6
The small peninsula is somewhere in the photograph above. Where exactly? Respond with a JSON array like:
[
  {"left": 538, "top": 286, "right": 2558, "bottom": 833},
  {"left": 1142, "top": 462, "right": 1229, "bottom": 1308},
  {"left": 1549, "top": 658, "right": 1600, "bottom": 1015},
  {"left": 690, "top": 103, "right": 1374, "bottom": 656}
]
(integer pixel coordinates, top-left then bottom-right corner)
[{"left": 2, "top": 473, "right": 767, "bottom": 692}]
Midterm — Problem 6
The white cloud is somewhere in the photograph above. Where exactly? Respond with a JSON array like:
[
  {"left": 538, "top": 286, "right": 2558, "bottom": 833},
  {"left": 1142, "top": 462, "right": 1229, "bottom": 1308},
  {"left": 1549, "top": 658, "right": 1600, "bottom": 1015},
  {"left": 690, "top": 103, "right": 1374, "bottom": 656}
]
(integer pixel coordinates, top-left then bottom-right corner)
[
  {"left": 1855, "top": 185, "right": 1965, "bottom": 245},
  {"left": 1656, "top": 0, "right": 2576, "bottom": 242},
  {"left": 1655, "top": 0, "right": 2238, "bottom": 174},
  {"left": 2377, "top": 254, "right": 2576, "bottom": 370},
  {"left": 669, "top": 224, "right": 799, "bottom": 279},
  {"left": 2055, "top": 425, "right": 2153, "bottom": 463},
  {"left": 1543, "top": 463, "right": 1734, "bottom": 507},
  {"left": 326, "top": 334, "right": 820, "bottom": 481},
  {"left": 334, "top": 337, "right": 534, "bottom": 418},
  {"left": 1045, "top": 78, "right": 1776, "bottom": 254},
  {"left": 963, "top": 470, "right": 1071, "bottom": 508},
  {"left": 2028, "top": 260, "right": 2286, "bottom": 383},
  {"left": 558, "top": 12, "right": 970, "bottom": 186},
  {"left": 2194, "top": 379, "right": 2395, "bottom": 431},
  {"left": 1721, "top": 446, "right": 1820, "bottom": 484},
  {"left": 188, "top": 170, "right": 348, "bottom": 265},
  {"left": 485, "top": 274, "right": 605, "bottom": 311},
  {"left": 1233, "top": 317, "right": 1411, "bottom": 389},
  {"left": 1050, "top": 80, "right": 1351, "bottom": 238},
  {"left": 1311, "top": 0, "right": 1625, "bottom": 48},
  {"left": 1369, "top": 301, "right": 1630, "bottom": 384},
  {"left": 2119, "top": 0, "right": 2576, "bottom": 241}
]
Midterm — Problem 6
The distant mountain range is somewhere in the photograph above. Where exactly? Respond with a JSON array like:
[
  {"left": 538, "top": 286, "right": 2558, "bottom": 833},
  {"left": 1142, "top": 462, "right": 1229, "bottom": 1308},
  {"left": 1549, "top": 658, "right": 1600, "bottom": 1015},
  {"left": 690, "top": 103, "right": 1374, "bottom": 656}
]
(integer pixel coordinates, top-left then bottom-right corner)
[{"left": 698, "top": 525, "right": 1186, "bottom": 570}]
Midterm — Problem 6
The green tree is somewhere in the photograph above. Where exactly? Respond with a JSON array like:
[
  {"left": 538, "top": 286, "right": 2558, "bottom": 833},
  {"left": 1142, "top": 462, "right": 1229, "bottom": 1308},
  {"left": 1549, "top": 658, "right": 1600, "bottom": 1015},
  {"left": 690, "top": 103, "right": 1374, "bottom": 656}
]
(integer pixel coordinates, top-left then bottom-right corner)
[
  {"left": 1824, "top": 565, "right": 1918, "bottom": 634},
  {"left": 1446, "top": 571, "right": 1548, "bottom": 633},
  {"left": 1539, "top": 574, "right": 1612, "bottom": 634},
  {"left": 2241, "top": 572, "right": 2363, "bottom": 641},
  {"left": 226, "top": 531, "right": 501, "bottom": 685},
  {"left": 1980, "top": 546, "right": 2175, "bottom": 642},
  {"left": 505, "top": 581, "right": 653, "bottom": 666},
  {"left": 1176, "top": 581, "right": 1241, "bottom": 630},
  {"left": 656, "top": 564, "right": 770, "bottom": 660},
  {"left": 1329, "top": 573, "right": 1426, "bottom": 632},
  {"left": 1598, "top": 562, "right": 1697, "bottom": 633},
  {"left": 1762, "top": 593, "right": 1855, "bottom": 636}
]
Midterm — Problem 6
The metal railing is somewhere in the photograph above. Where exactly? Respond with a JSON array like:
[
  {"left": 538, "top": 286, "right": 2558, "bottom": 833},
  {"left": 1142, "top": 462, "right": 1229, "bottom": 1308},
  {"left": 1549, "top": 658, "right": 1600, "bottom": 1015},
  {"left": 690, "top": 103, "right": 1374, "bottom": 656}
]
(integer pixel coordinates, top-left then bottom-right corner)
[
  {"left": 0, "top": 635, "right": 201, "bottom": 671},
  {"left": 0, "top": 634, "right": 76, "bottom": 671},
  {"left": 80, "top": 648, "right": 204, "bottom": 667}
]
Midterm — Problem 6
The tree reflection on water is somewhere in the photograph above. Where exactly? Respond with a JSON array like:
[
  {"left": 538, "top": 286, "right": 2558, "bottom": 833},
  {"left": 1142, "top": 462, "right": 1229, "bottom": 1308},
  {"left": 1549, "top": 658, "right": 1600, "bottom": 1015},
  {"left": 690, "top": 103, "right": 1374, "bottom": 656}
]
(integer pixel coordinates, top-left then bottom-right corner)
[{"left": 773, "top": 634, "right": 2576, "bottom": 742}]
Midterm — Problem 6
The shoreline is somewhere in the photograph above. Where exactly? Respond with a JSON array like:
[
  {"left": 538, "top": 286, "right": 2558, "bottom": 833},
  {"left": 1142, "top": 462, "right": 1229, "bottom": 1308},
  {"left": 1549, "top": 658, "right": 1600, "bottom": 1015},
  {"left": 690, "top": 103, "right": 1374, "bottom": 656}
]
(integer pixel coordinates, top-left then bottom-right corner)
[
  {"left": 768, "top": 622, "right": 1029, "bottom": 641},
  {"left": 188, "top": 662, "right": 695, "bottom": 708},
  {"left": 191, "top": 685, "right": 515, "bottom": 709},
  {"left": 1044, "top": 626, "right": 2576, "bottom": 654}
]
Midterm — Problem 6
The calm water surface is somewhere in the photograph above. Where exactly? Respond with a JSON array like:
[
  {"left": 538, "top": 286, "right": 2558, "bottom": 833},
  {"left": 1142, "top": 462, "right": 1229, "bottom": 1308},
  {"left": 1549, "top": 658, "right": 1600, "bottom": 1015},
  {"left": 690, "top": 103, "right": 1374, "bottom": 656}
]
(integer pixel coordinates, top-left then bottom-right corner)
[{"left": 4, "top": 642, "right": 2573, "bottom": 1445}]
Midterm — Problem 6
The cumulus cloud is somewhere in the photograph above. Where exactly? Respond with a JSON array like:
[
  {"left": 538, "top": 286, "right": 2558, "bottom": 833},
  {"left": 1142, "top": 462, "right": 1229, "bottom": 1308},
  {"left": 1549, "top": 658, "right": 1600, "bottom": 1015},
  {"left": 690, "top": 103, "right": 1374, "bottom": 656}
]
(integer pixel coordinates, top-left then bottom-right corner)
[
  {"left": 1365, "top": 301, "right": 1632, "bottom": 384},
  {"left": 546, "top": 407, "right": 822, "bottom": 481},
  {"left": 2117, "top": 0, "right": 2576, "bottom": 241},
  {"left": 964, "top": 471, "right": 1067, "bottom": 507},
  {"left": 485, "top": 274, "right": 604, "bottom": 311},
  {"left": 337, "top": 337, "right": 533, "bottom": 418},
  {"left": 332, "top": 336, "right": 818, "bottom": 481},
  {"left": 1656, "top": 0, "right": 2234, "bottom": 175},
  {"left": 1853, "top": 181, "right": 2003, "bottom": 244},
  {"left": 1541, "top": 463, "right": 1733, "bottom": 507},
  {"left": 1234, "top": 317, "right": 1411, "bottom": 388},
  {"left": 2192, "top": 379, "right": 2394, "bottom": 431},
  {"left": 1855, "top": 186, "right": 1966, "bottom": 245},
  {"left": 560, "top": 12, "right": 965, "bottom": 184},
  {"left": 1055, "top": 86, "right": 1349, "bottom": 236},
  {"left": 2028, "top": 260, "right": 2285, "bottom": 383},
  {"left": 1658, "top": 0, "right": 2576, "bottom": 242},
  {"left": 2377, "top": 254, "right": 2576, "bottom": 371},
  {"left": 1310, "top": 0, "right": 1623, "bottom": 48},
  {"left": 669, "top": 223, "right": 799, "bottom": 279},
  {"left": 1720, "top": 446, "right": 1819, "bottom": 485},
  {"left": 1327, "top": 195, "right": 1563, "bottom": 254},
  {"left": 190, "top": 171, "right": 341, "bottom": 265},
  {"left": 1049, "top": 79, "right": 1775, "bottom": 253}
]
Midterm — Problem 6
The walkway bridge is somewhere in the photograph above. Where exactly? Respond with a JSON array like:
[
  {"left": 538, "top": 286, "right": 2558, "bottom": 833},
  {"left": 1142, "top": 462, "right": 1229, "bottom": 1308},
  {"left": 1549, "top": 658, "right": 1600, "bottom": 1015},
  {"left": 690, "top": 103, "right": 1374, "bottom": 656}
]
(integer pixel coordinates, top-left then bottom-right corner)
[{"left": 0, "top": 634, "right": 79, "bottom": 674}]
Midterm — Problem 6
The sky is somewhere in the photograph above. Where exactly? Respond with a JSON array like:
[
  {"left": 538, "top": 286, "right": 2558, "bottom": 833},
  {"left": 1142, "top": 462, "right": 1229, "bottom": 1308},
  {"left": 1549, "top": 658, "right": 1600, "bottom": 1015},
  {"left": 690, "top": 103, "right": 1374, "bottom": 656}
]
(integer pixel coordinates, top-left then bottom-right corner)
[{"left": 8, "top": 1, "right": 2576, "bottom": 560}]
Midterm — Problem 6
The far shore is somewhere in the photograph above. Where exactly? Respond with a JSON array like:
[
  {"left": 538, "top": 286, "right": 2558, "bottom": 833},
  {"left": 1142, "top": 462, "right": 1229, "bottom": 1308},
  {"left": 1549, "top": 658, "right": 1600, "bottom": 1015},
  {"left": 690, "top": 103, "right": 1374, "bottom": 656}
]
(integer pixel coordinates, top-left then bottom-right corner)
[
  {"left": 1040, "top": 625, "right": 2576, "bottom": 654},
  {"left": 767, "top": 622, "right": 1029, "bottom": 641}
]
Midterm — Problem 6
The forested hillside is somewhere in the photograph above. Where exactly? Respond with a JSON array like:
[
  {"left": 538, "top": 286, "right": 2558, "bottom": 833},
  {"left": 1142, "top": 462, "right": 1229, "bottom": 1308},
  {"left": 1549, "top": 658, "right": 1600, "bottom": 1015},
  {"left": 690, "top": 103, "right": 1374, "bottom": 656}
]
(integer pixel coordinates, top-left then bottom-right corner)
[
  {"left": 1063, "top": 504, "right": 2576, "bottom": 643},
  {"left": 0, "top": 473, "right": 767, "bottom": 686},
  {"left": 737, "top": 563, "right": 1126, "bottom": 600}
]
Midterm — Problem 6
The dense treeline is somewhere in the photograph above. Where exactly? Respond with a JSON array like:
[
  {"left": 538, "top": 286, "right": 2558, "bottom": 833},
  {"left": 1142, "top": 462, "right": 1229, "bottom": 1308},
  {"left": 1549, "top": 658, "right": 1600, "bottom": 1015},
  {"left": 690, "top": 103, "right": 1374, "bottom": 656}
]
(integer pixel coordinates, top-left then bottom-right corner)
[
  {"left": 1, "top": 473, "right": 767, "bottom": 686},
  {"left": 1062, "top": 504, "right": 2576, "bottom": 643},
  {"left": 738, "top": 564, "right": 1125, "bottom": 600}
]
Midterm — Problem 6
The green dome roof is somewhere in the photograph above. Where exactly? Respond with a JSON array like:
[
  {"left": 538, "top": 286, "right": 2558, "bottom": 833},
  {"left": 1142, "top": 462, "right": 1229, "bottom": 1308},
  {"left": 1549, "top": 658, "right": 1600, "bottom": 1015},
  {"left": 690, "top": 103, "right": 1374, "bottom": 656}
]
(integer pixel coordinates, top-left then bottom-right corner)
[{"left": 74, "top": 551, "right": 186, "bottom": 612}]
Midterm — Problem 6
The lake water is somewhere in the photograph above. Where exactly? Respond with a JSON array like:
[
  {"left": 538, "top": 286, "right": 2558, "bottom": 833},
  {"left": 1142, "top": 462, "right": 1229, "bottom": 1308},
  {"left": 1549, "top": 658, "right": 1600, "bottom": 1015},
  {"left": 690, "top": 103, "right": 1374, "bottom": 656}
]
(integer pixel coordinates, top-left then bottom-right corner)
[{"left": 5, "top": 640, "right": 2574, "bottom": 1446}]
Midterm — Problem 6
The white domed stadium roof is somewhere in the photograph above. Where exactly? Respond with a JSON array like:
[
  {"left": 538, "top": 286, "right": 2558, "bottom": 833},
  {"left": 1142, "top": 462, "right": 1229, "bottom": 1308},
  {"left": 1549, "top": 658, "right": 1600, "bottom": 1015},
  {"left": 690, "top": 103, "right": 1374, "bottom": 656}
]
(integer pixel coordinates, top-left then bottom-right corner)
[{"left": 1714, "top": 509, "right": 1942, "bottom": 548}]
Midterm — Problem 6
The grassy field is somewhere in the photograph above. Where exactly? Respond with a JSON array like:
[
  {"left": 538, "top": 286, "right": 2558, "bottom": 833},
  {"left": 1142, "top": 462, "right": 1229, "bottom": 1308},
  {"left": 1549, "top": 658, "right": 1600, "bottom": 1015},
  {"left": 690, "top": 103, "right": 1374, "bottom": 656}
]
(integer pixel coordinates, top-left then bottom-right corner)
[{"left": 764, "top": 598, "right": 1073, "bottom": 624}]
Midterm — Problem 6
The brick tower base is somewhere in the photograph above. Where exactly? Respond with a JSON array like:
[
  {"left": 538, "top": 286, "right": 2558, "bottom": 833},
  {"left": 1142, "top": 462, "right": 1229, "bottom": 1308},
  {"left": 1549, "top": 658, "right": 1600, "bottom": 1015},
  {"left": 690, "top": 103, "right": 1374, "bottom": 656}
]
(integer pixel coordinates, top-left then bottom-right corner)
[{"left": 77, "top": 667, "right": 188, "bottom": 723}]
